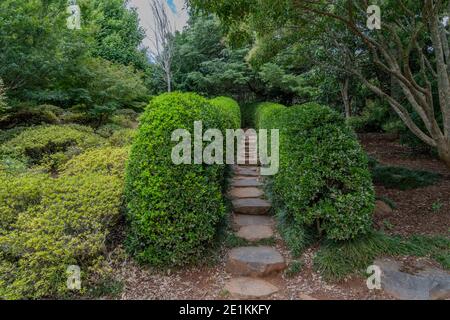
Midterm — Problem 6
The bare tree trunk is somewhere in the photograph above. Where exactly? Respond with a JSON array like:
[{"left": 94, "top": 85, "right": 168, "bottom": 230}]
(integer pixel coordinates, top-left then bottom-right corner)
[{"left": 340, "top": 77, "right": 351, "bottom": 119}]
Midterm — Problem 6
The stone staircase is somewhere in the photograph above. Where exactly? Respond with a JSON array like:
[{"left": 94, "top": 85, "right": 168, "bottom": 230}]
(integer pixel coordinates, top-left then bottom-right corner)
[{"left": 224, "top": 130, "right": 286, "bottom": 299}]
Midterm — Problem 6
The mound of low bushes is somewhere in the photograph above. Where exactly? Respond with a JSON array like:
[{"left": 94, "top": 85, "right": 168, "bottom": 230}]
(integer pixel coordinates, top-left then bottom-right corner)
[
  {"left": 256, "top": 102, "right": 375, "bottom": 241},
  {"left": 61, "top": 146, "right": 129, "bottom": 179},
  {"left": 0, "top": 125, "right": 105, "bottom": 171},
  {"left": 125, "top": 92, "right": 240, "bottom": 266},
  {"left": 0, "top": 172, "right": 123, "bottom": 299}
]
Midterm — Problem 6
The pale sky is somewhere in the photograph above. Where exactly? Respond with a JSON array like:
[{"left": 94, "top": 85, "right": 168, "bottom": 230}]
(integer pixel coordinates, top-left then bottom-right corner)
[{"left": 128, "top": 0, "right": 189, "bottom": 53}]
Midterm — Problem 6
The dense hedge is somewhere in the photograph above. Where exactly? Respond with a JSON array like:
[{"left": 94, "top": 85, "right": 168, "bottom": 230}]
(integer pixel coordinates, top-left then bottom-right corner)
[
  {"left": 125, "top": 92, "right": 240, "bottom": 266},
  {"left": 256, "top": 102, "right": 375, "bottom": 240},
  {"left": 254, "top": 102, "right": 286, "bottom": 130}
]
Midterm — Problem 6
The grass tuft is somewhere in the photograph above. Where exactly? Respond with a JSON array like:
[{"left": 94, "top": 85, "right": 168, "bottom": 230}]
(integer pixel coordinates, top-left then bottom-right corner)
[
  {"left": 371, "top": 165, "right": 441, "bottom": 190},
  {"left": 314, "top": 231, "right": 450, "bottom": 281}
]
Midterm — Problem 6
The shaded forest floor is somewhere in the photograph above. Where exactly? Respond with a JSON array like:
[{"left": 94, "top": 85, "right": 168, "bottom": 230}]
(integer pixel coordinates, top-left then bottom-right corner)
[
  {"left": 361, "top": 133, "right": 450, "bottom": 237},
  {"left": 102, "top": 133, "right": 448, "bottom": 300}
]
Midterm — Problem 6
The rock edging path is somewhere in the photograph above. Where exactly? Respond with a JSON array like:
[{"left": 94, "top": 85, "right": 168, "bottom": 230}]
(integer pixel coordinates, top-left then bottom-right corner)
[{"left": 224, "top": 130, "right": 287, "bottom": 299}]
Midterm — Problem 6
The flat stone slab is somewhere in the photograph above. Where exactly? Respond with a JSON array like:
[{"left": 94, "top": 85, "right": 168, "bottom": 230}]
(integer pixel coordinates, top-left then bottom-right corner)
[
  {"left": 232, "top": 198, "right": 271, "bottom": 214},
  {"left": 237, "top": 225, "right": 274, "bottom": 242},
  {"left": 227, "top": 246, "right": 286, "bottom": 276},
  {"left": 233, "top": 214, "right": 274, "bottom": 229},
  {"left": 231, "top": 179, "right": 263, "bottom": 187},
  {"left": 229, "top": 187, "right": 264, "bottom": 199},
  {"left": 375, "top": 258, "right": 450, "bottom": 300},
  {"left": 225, "top": 277, "right": 278, "bottom": 299}
]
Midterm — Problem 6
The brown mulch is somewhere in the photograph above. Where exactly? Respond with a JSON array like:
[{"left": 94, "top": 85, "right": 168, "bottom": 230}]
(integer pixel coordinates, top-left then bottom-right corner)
[{"left": 360, "top": 133, "right": 450, "bottom": 237}]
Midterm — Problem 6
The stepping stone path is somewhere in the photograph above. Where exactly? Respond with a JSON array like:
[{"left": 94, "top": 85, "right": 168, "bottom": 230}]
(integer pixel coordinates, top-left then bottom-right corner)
[{"left": 224, "top": 130, "right": 287, "bottom": 299}]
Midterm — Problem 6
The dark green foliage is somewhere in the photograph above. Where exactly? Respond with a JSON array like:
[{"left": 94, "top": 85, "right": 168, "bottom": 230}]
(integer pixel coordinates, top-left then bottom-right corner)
[
  {"left": 348, "top": 101, "right": 392, "bottom": 133},
  {"left": 371, "top": 165, "right": 441, "bottom": 190},
  {"left": 91, "top": 0, "right": 149, "bottom": 71},
  {"left": 170, "top": 15, "right": 255, "bottom": 99},
  {"left": 0, "top": 0, "right": 150, "bottom": 124},
  {"left": 125, "top": 92, "right": 240, "bottom": 266},
  {"left": 257, "top": 102, "right": 375, "bottom": 240},
  {"left": 314, "top": 232, "right": 450, "bottom": 281},
  {"left": 241, "top": 103, "right": 259, "bottom": 127},
  {"left": 278, "top": 216, "right": 315, "bottom": 258}
]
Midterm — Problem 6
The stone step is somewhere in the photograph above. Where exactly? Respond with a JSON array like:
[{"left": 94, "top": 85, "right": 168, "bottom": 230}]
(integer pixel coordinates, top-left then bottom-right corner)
[
  {"left": 231, "top": 179, "right": 263, "bottom": 188},
  {"left": 237, "top": 225, "right": 274, "bottom": 242},
  {"left": 228, "top": 187, "right": 264, "bottom": 199},
  {"left": 233, "top": 176, "right": 258, "bottom": 181},
  {"left": 232, "top": 198, "right": 271, "bottom": 214},
  {"left": 226, "top": 246, "right": 286, "bottom": 276},
  {"left": 233, "top": 166, "right": 259, "bottom": 177},
  {"left": 225, "top": 277, "right": 279, "bottom": 299},
  {"left": 232, "top": 214, "right": 274, "bottom": 230},
  {"left": 235, "top": 162, "right": 261, "bottom": 167}
]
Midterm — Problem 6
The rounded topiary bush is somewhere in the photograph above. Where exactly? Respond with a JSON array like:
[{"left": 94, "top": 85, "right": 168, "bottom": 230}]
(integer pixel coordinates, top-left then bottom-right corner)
[
  {"left": 254, "top": 102, "right": 286, "bottom": 130},
  {"left": 125, "top": 92, "right": 228, "bottom": 266},
  {"left": 257, "top": 102, "right": 375, "bottom": 240},
  {"left": 209, "top": 96, "right": 241, "bottom": 129}
]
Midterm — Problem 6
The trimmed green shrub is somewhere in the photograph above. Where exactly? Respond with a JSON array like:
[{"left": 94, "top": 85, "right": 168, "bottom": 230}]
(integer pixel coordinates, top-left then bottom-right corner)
[
  {"left": 0, "top": 172, "right": 123, "bottom": 299},
  {"left": 257, "top": 102, "right": 375, "bottom": 241},
  {"left": 0, "top": 125, "right": 105, "bottom": 166},
  {"left": 254, "top": 102, "right": 286, "bottom": 130},
  {"left": 125, "top": 92, "right": 240, "bottom": 266},
  {"left": 209, "top": 96, "right": 241, "bottom": 129},
  {"left": 61, "top": 146, "right": 129, "bottom": 179}
]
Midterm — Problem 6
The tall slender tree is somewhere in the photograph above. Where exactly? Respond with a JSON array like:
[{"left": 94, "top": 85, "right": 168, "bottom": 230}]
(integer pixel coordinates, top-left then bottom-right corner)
[{"left": 148, "top": 0, "right": 174, "bottom": 92}]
